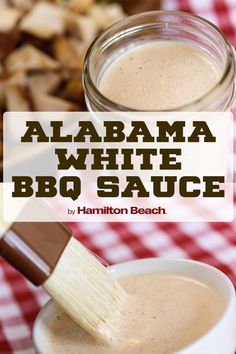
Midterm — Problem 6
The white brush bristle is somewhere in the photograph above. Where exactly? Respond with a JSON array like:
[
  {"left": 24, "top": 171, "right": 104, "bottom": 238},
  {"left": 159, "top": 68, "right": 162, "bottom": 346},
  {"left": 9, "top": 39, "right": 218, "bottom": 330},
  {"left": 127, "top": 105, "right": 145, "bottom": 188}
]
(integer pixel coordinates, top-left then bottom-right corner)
[{"left": 43, "top": 237, "right": 126, "bottom": 341}]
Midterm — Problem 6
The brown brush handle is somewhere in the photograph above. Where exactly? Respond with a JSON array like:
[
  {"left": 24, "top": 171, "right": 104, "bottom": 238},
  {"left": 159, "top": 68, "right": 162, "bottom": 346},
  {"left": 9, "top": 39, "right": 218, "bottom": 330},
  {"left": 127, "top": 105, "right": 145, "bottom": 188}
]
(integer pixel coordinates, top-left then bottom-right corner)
[{"left": 0, "top": 221, "right": 71, "bottom": 286}]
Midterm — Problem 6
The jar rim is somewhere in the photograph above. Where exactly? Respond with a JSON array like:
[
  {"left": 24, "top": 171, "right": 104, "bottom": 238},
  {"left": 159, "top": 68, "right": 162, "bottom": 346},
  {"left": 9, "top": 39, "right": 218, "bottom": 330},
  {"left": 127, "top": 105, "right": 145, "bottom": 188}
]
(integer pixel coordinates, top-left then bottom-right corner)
[{"left": 83, "top": 10, "right": 235, "bottom": 112}]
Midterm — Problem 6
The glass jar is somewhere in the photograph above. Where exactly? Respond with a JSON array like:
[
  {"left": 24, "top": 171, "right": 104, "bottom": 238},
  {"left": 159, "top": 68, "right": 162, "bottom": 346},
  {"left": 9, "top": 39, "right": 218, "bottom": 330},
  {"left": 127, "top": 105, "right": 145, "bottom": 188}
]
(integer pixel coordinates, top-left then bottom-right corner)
[{"left": 83, "top": 10, "right": 235, "bottom": 112}]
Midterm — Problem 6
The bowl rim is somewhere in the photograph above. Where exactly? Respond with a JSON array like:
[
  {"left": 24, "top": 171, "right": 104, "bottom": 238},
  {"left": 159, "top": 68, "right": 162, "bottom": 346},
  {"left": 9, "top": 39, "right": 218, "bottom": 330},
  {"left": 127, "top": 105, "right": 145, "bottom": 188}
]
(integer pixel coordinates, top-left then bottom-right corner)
[{"left": 32, "top": 257, "right": 236, "bottom": 354}]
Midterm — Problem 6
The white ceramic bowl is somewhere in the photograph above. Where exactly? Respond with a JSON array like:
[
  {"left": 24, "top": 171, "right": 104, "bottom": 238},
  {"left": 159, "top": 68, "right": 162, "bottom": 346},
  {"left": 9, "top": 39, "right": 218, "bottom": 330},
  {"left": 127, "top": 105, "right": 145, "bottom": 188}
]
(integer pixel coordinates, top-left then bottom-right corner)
[{"left": 33, "top": 258, "right": 236, "bottom": 354}]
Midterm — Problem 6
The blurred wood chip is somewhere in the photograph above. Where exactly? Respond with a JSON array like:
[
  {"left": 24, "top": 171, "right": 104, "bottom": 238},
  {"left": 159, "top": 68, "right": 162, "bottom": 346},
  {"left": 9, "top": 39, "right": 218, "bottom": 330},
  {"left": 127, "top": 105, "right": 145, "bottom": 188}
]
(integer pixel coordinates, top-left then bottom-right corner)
[
  {"left": 4, "top": 44, "right": 60, "bottom": 73},
  {"left": 6, "top": 71, "right": 27, "bottom": 86},
  {"left": 27, "top": 71, "right": 62, "bottom": 94},
  {"left": 0, "top": 114, "right": 3, "bottom": 131},
  {"left": 88, "top": 3, "right": 125, "bottom": 29},
  {"left": 66, "top": 13, "right": 99, "bottom": 44},
  {"left": 19, "top": 2, "right": 67, "bottom": 39},
  {"left": 61, "top": 76, "right": 84, "bottom": 102},
  {"left": 0, "top": 0, "right": 9, "bottom": 6},
  {"left": 67, "top": 0, "right": 95, "bottom": 14},
  {"left": 0, "top": 82, "right": 6, "bottom": 108},
  {"left": 68, "top": 37, "right": 89, "bottom": 59},
  {"left": 52, "top": 36, "right": 83, "bottom": 70},
  {"left": 11, "top": 0, "right": 36, "bottom": 12},
  {"left": 5, "top": 84, "right": 32, "bottom": 111},
  {"left": 0, "top": 6, "right": 21, "bottom": 60},
  {"left": 116, "top": 0, "right": 161, "bottom": 15},
  {"left": 31, "top": 90, "right": 79, "bottom": 111},
  {"left": 0, "top": 30, "right": 19, "bottom": 61},
  {"left": 0, "top": 6, "right": 22, "bottom": 33}
]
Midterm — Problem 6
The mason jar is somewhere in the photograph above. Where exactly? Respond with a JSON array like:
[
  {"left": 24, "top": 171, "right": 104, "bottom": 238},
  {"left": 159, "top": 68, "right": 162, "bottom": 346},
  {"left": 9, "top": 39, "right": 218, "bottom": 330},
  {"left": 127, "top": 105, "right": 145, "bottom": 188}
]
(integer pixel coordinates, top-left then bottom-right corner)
[{"left": 83, "top": 10, "right": 235, "bottom": 112}]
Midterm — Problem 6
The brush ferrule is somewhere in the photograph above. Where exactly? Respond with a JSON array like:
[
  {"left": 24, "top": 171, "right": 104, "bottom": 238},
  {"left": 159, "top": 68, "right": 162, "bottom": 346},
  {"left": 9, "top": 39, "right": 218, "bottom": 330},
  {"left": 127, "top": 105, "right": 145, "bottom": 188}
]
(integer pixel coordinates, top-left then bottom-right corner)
[{"left": 0, "top": 222, "right": 71, "bottom": 286}]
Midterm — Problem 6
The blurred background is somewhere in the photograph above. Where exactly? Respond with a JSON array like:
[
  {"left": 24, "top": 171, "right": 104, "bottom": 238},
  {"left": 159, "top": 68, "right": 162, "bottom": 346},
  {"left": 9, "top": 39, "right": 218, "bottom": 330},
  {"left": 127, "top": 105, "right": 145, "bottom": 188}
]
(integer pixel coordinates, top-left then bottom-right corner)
[{"left": 0, "top": 0, "right": 236, "bottom": 353}]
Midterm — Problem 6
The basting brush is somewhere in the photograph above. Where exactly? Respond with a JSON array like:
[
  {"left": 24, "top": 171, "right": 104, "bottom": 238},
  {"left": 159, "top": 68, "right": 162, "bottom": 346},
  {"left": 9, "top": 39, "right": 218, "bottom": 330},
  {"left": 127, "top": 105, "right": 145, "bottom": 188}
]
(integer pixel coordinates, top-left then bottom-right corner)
[{"left": 0, "top": 218, "right": 126, "bottom": 342}]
